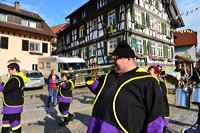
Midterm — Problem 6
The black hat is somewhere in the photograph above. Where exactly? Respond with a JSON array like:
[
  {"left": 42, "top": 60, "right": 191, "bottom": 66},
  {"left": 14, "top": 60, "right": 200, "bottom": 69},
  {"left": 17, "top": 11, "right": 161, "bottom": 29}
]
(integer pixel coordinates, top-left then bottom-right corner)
[{"left": 109, "top": 40, "right": 136, "bottom": 58}]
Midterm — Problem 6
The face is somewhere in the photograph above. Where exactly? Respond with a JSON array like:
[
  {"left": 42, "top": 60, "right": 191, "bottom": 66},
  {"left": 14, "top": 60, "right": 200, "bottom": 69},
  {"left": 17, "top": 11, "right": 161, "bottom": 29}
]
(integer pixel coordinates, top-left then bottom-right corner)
[
  {"left": 51, "top": 70, "right": 56, "bottom": 76},
  {"left": 8, "top": 68, "right": 16, "bottom": 75},
  {"left": 62, "top": 75, "right": 67, "bottom": 80},
  {"left": 148, "top": 68, "right": 155, "bottom": 76},
  {"left": 112, "top": 56, "right": 129, "bottom": 75}
]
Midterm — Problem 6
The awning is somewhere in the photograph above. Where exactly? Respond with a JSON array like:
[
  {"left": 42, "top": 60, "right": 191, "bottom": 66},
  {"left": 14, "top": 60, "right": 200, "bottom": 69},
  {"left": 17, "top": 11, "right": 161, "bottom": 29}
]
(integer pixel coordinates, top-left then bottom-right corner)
[{"left": 175, "top": 55, "right": 194, "bottom": 63}]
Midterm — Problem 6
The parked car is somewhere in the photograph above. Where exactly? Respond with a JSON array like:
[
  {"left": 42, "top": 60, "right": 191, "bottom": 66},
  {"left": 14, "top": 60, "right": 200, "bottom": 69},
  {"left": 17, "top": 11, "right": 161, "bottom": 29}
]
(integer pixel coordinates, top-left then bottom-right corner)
[{"left": 24, "top": 71, "right": 45, "bottom": 89}]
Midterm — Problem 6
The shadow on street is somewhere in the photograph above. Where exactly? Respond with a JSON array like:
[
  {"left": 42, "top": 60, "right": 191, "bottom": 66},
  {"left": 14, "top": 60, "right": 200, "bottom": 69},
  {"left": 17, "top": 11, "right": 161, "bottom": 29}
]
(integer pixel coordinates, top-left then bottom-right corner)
[
  {"left": 74, "top": 112, "right": 91, "bottom": 127},
  {"left": 27, "top": 94, "right": 72, "bottom": 133}
]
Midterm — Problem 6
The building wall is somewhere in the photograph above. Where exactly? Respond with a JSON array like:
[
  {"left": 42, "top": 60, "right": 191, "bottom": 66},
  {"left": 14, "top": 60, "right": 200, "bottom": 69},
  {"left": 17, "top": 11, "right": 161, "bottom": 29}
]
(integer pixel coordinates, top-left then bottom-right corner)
[{"left": 0, "top": 31, "right": 51, "bottom": 76}]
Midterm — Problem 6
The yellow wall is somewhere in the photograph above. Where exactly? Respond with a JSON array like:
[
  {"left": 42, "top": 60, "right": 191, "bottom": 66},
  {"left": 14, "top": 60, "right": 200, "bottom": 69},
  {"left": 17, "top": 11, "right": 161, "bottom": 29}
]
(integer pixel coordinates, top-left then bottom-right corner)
[{"left": 0, "top": 31, "right": 52, "bottom": 76}]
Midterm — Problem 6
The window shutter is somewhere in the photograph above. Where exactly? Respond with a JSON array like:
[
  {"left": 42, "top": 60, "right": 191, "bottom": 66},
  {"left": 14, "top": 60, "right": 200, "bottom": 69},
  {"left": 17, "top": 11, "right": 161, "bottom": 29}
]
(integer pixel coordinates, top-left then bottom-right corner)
[
  {"left": 161, "top": 22, "right": 164, "bottom": 35},
  {"left": 131, "top": 8, "right": 135, "bottom": 22},
  {"left": 86, "top": 47, "right": 90, "bottom": 58},
  {"left": 141, "top": 12, "right": 146, "bottom": 26},
  {"left": 155, "top": 1, "right": 159, "bottom": 9},
  {"left": 170, "top": 30, "right": 173, "bottom": 38},
  {"left": 103, "top": 13, "right": 108, "bottom": 28},
  {"left": 147, "top": 41, "right": 152, "bottom": 54},
  {"left": 143, "top": 40, "right": 147, "bottom": 55},
  {"left": 70, "top": 32, "right": 72, "bottom": 43},
  {"left": 104, "top": 41, "right": 107, "bottom": 55},
  {"left": 84, "top": 24, "right": 87, "bottom": 36},
  {"left": 42, "top": 43, "right": 48, "bottom": 53},
  {"left": 78, "top": 49, "right": 82, "bottom": 58},
  {"left": 22, "top": 40, "right": 29, "bottom": 51},
  {"left": 149, "top": 0, "right": 152, "bottom": 5},
  {"left": 171, "top": 47, "right": 174, "bottom": 58},
  {"left": 117, "top": 37, "right": 122, "bottom": 44},
  {"left": 77, "top": 28, "right": 79, "bottom": 39},
  {"left": 115, "top": 8, "right": 120, "bottom": 23},
  {"left": 0, "top": 36, "right": 8, "bottom": 49},
  {"left": 146, "top": 14, "right": 150, "bottom": 27},
  {"left": 163, "top": 45, "right": 168, "bottom": 58}
]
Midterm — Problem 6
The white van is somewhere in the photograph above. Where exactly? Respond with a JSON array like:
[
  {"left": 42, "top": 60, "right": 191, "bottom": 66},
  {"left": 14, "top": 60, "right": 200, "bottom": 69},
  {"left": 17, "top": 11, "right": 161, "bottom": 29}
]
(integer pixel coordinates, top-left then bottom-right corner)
[{"left": 38, "top": 56, "right": 88, "bottom": 86}]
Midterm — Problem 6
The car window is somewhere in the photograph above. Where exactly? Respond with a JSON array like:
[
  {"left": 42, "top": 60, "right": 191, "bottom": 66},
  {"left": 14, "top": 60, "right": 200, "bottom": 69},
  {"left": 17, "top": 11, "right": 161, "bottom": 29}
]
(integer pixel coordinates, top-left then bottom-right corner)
[{"left": 26, "top": 72, "right": 43, "bottom": 78}]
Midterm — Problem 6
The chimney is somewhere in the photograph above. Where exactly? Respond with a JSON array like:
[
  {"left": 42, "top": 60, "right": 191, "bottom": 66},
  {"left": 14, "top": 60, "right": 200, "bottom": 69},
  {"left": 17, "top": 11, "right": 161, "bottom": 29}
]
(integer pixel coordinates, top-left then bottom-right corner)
[{"left": 14, "top": 1, "right": 20, "bottom": 10}]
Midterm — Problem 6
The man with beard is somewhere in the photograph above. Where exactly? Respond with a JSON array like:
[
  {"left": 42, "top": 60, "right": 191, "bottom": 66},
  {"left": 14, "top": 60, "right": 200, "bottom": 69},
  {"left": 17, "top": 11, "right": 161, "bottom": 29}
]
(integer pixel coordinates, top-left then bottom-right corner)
[{"left": 84, "top": 40, "right": 165, "bottom": 133}]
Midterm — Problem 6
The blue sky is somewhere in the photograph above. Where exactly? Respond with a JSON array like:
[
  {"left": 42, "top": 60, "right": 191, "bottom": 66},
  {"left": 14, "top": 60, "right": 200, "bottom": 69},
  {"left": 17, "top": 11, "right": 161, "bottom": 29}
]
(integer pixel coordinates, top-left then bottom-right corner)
[{"left": 2, "top": 0, "right": 200, "bottom": 46}]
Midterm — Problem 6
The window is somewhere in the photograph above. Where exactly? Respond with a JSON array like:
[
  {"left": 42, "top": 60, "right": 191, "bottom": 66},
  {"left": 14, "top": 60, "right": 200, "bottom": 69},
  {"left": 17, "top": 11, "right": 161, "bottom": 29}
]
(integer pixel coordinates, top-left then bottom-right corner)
[
  {"left": 151, "top": 43, "right": 156, "bottom": 56},
  {"left": 150, "top": 17, "right": 154, "bottom": 29},
  {"left": 0, "top": 13, "right": 6, "bottom": 21},
  {"left": 29, "top": 41, "right": 41, "bottom": 53},
  {"left": 29, "top": 20, "right": 36, "bottom": 28},
  {"left": 97, "top": 0, "right": 107, "bottom": 9},
  {"left": 135, "top": 10, "right": 141, "bottom": 25},
  {"left": 166, "top": 26, "right": 170, "bottom": 36},
  {"left": 42, "top": 43, "right": 48, "bottom": 53},
  {"left": 82, "top": 9, "right": 86, "bottom": 18},
  {"left": 168, "top": 47, "right": 171, "bottom": 58},
  {"left": 22, "top": 40, "right": 29, "bottom": 51},
  {"left": 158, "top": 45, "right": 163, "bottom": 57},
  {"left": 136, "top": 39, "right": 143, "bottom": 54},
  {"left": 157, "top": 21, "right": 161, "bottom": 33},
  {"left": 32, "top": 64, "right": 38, "bottom": 70},
  {"left": 21, "top": 19, "right": 28, "bottom": 26},
  {"left": 90, "top": 45, "right": 97, "bottom": 56},
  {"left": 66, "top": 33, "right": 70, "bottom": 44},
  {"left": 73, "top": 16, "right": 76, "bottom": 24},
  {"left": 92, "top": 19, "right": 98, "bottom": 30},
  {"left": 83, "top": 47, "right": 87, "bottom": 59},
  {"left": 108, "top": 39, "right": 117, "bottom": 53},
  {"left": 79, "top": 25, "right": 84, "bottom": 38},
  {"left": 108, "top": 11, "right": 116, "bottom": 26},
  {"left": 0, "top": 36, "right": 8, "bottom": 49}
]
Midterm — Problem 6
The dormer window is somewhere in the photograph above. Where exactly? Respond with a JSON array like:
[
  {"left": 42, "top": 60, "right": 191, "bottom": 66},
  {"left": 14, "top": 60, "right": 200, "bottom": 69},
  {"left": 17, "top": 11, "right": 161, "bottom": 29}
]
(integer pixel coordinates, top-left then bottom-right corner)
[
  {"left": 97, "top": 0, "right": 107, "bottom": 9},
  {"left": 0, "top": 13, "right": 6, "bottom": 21},
  {"left": 29, "top": 20, "right": 36, "bottom": 28},
  {"left": 21, "top": 19, "right": 28, "bottom": 26},
  {"left": 73, "top": 16, "right": 77, "bottom": 24},
  {"left": 82, "top": 9, "right": 86, "bottom": 18}
]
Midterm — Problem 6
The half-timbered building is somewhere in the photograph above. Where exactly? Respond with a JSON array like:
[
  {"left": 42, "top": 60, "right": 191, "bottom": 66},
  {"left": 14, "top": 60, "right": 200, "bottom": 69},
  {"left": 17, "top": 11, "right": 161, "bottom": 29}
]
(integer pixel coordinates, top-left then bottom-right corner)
[{"left": 57, "top": 0, "right": 184, "bottom": 73}]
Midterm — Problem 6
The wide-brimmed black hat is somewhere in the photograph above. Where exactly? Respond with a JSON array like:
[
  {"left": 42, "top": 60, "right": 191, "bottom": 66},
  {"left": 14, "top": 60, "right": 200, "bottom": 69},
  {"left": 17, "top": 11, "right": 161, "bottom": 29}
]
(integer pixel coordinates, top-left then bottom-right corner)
[{"left": 109, "top": 40, "right": 136, "bottom": 58}]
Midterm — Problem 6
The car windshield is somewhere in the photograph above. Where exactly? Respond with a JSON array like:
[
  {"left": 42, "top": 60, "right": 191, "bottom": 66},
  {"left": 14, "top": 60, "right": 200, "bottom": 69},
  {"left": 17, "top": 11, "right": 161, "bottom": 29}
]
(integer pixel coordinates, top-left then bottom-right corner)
[
  {"left": 59, "top": 63, "right": 87, "bottom": 70},
  {"left": 26, "top": 72, "right": 43, "bottom": 78}
]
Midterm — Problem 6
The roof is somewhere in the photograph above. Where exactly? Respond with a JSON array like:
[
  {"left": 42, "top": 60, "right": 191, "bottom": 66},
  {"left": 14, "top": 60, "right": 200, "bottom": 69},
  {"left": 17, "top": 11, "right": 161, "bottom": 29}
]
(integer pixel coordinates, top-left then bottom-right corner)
[
  {"left": 174, "top": 29, "right": 198, "bottom": 47},
  {"left": 50, "top": 23, "right": 69, "bottom": 34},
  {"left": 0, "top": 2, "right": 56, "bottom": 37},
  {"left": 0, "top": 3, "right": 42, "bottom": 20}
]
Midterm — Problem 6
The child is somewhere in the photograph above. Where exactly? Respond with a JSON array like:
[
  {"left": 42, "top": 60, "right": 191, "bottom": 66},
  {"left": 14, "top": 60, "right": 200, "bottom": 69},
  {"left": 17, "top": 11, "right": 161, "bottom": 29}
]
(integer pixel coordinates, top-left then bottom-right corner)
[
  {"left": 148, "top": 66, "right": 170, "bottom": 133},
  {"left": 57, "top": 74, "right": 74, "bottom": 126}
]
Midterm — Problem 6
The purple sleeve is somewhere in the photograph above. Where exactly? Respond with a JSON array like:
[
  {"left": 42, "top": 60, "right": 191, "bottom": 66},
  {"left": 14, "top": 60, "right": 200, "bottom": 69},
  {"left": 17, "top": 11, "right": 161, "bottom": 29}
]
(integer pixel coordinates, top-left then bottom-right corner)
[
  {"left": 146, "top": 116, "right": 164, "bottom": 133},
  {"left": 0, "top": 83, "right": 5, "bottom": 92},
  {"left": 87, "top": 79, "right": 99, "bottom": 92},
  {"left": 61, "top": 83, "right": 67, "bottom": 88}
]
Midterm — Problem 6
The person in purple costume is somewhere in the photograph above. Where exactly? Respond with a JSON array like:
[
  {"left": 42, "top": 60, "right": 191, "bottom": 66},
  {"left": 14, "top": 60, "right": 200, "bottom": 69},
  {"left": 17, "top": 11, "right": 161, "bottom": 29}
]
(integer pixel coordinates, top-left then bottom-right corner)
[
  {"left": 57, "top": 74, "right": 74, "bottom": 126},
  {"left": 84, "top": 40, "right": 165, "bottom": 133},
  {"left": 0, "top": 63, "right": 29, "bottom": 133}
]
